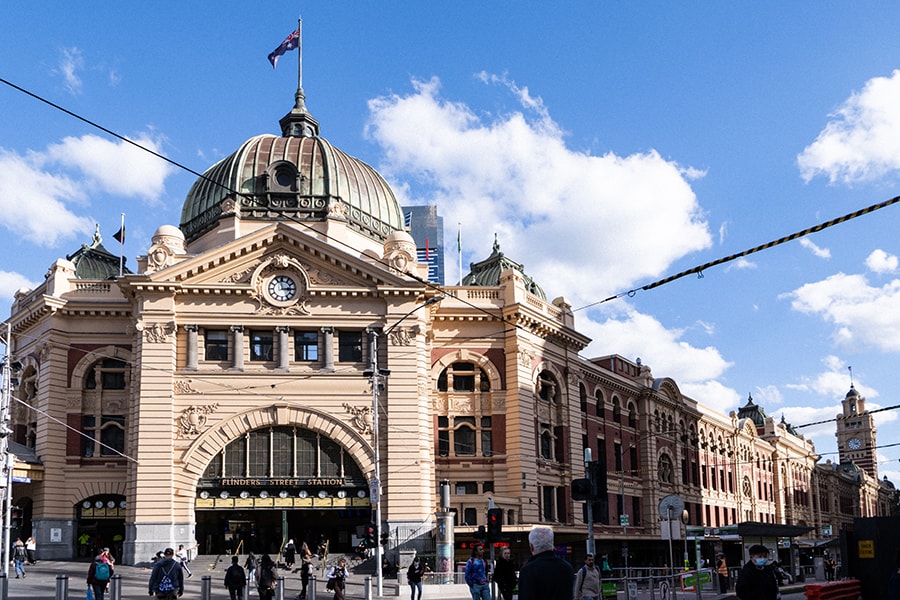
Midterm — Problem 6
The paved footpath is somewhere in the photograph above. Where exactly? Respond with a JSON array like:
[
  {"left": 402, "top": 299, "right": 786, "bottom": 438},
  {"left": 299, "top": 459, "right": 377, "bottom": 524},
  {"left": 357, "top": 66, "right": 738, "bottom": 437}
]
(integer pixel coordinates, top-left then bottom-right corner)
[{"left": 0, "top": 558, "right": 813, "bottom": 600}]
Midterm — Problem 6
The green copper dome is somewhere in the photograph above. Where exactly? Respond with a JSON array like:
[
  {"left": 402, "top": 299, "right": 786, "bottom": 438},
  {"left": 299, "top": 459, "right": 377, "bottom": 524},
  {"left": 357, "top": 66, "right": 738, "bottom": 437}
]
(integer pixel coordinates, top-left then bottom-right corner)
[
  {"left": 462, "top": 236, "right": 546, "bottom": 300},
  {"left": 180, "top": 133, "right": 403, "bottom": 244}
]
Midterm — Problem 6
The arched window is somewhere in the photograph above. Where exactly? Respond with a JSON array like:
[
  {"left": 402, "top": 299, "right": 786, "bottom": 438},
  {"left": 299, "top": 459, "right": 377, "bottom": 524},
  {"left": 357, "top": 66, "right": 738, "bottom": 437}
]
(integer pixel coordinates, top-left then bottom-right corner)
[
  {"left": 612, "top": 397, "right": 621, "bottom": 424},
  {"left": 437, "top": 416, "right": 493, "bottom": 457},
  {"left": 627, "top": 402, "right": 637, "bottom": 428},
  {"left": 437, "top": 362, "right": 491, "bottom": 392},
  {"left": 80, "top": 357, "right": 128, "bottom": 459},
  {"left": 595, "top": 390, "right": 605, "bottom": 419},
  {"left": 540, "top": 429, "right": 553, "bottom": 460},
  {"left": 84, "top": 358, "right": 128, "bottom": 390},
  {"left": 579, "top": 383, "right": 587, "bottom": 413}
]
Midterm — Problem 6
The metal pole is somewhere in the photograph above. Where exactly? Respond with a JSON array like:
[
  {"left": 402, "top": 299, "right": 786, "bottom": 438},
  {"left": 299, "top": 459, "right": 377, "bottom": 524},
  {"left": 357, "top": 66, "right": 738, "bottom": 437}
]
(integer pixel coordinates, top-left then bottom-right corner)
[
  {"left": 276, "top": 576, "right": 285, "bottom": 600},
  {"left": 369, "top": 330, "right": 384, "bottom": 598},
  {"left": 1, "top": 323, "right": 11, "bottom": 580},
  {"left": 110, "top": 574, "right": 122, "bottom": 600},
  {"left": 310, "top": 575, "right": 317, "bottom": 600},
  {"left": 201, "top": 575, "right": 212, "bottom": 600},
  {"left": 365, "top": 575, "right": 372, "bottom": 600},
  {"left": 584, "top": 448, "right": 595, "bottom": 556},
  {"left": 55, "top": 574, "right": 68, "bottom": 600},
  {"left": 667, "top": 507, "right": 677, "bottom": 600}
]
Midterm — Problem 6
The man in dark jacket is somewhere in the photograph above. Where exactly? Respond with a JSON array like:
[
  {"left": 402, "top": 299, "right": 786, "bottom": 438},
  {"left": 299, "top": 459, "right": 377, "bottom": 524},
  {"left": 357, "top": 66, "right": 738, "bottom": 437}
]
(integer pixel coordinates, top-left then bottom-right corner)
[
  {"left": 148, "top": 547, "right": 184, "bottom": 599},
  {"left": 735, "top": 544, "right": 778, "bottom": 600},
  {"left": 223, "top": 555, "right": 246, "bottom": 600},
  {"left": 518, "top": 526, "right": 575, "bottom": 600}
]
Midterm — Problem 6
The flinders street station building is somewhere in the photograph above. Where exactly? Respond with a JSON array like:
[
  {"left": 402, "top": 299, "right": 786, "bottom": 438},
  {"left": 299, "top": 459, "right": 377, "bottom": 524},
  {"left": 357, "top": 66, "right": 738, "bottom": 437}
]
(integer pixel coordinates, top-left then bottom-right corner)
[{"left": 3, "top": 58, "right": 896, "bottom": 568}]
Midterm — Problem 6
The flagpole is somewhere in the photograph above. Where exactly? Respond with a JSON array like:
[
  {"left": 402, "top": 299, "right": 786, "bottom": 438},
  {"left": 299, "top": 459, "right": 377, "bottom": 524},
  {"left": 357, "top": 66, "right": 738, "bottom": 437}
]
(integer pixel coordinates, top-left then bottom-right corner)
[
  {"left": 457, "top": 223, "right": 462, "bottom": 285},
  {"left": 296, "top": 17, "right": 303, "bottom": 105},
  {"left": 118, "top": 213, "right": 125, "bottom": 277}
]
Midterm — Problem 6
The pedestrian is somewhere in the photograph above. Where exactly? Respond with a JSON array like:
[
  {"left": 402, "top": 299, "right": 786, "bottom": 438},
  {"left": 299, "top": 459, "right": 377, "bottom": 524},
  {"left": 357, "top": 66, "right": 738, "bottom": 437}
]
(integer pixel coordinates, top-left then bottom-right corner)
[
  {"left": 300, "top": 541, "right": 313, "bottom": 562},
  {"left": 494, "top": 546, "right": 518, "bottom": 600},
  {"left": 518, "top": 526, "right": 575, "bottom": 600},
  {"left": 255, "top": 554, "right": 278, "bottom": 600},
  {"left": 245, "top": 552, "right": 259, "bottom": 583},
  {"left": 87, "top": 551, "right": 114, "bottom": 600},
  {"left": 175, "top": 544, "right": 193, "bottom": 578},
  {"left": 284, "top": 539, "right": 296, "bottom": 569},
  {"left": 12, "top": 538, "right": 27, "bottom": 578},
  {"left": 735, "top": 544, "right": 778, "bottom": 600},
  {"left": 408, "top": 556, "right": 425, "bottom": 600},
  {"left": 464, "top": 543, "right": 491, "bottom": 600},
  {"left": 148, "top": 547, "right": 184, "bottom": 599},
  {"left": 25, "top": 536, "right": 36, "bottom": 564},
  {"left": 299, "top": 558, "right": 312, "bottom": 600},
  {"left": 824, "top": 553, "right": 836, "bottom": 581},
  {"left": 325, "top": 557, "right": 350, "bottom": 600},
  {"left": 574, "top": 553, "right": 601, "bottom": 600},
  {"left": 223, "top": 555, "right": 246, "bottom": 600},
  {"left": 716, "top": 552, "right": 729, "bottom": 593},
  {"left": 99, "top": 547, "right": 115, "bottom": 565}
]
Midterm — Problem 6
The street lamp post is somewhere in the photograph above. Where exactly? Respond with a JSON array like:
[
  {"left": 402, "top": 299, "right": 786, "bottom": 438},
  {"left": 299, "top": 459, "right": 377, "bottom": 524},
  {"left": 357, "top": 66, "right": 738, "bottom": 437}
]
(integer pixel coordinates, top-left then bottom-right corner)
[
  {"left": 1, "top": 323, "right": 16, "bottom": 579},
  {"left": 365, "top": 296, "right": 442, "bottom": 597}
]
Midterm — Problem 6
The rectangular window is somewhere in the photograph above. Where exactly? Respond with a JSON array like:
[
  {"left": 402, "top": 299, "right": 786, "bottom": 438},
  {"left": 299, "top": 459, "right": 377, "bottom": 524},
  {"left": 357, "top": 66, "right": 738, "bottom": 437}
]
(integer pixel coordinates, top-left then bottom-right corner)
[
  {"left": 205, "top": 330, "right": 229, "bottom": 361},
  {"left": 248, "top": 430, "right": 270, "bottom": 477},
  {"left": 272, "top": 428, "right": 293, "bottom": 477},
  {"left": 294, "top": 331, "right": 318, "bottom": 361},
  {"left": 338, "top": 330, "right": 363, "bottom": 362},
  {"left": 463, "top": 507, "right": 478, "bottom": 526},
  {"left": 224, "top": 437, "right": 247, "bottom": 477},
  {"left": 632, "top": 497, "right": 641, "bottom": 526},
  {"left": 250, "top": 330, "right": 274, "bottom": 361},
  {"left": 629, "top": 446, "right": 638, "bottom": 476},
  {"left": 481, "top": 417, "right": 492, "bottom": 457},
  {"left": 456, "top": 482, "right": 478, "bottom": 494},
  {"left": 542, "top": 486, "right": 555, "bottom": 521},
  {"left": 81, "top": 416, "right": 96, "bottom": 457},
  {"left": 454, "top": 417, "right": 476, "bottom": 456},
  {"left": 438, "top": 416, "right": 449, "bottom": 456},
  {"left": 320, "top": 438, "right": 342, "bottom": 477},
  {"left": 99, "top": 416, "right": 125, "bottom": 456},
  {"left": 296, "top": 430, "right": 317, "bottom": 476},
  {"left": 614, "top": 443, "right": 623, "bottom": 472},
  {"left": 482, "top": 481, "right": 494, "bottom": 494}
]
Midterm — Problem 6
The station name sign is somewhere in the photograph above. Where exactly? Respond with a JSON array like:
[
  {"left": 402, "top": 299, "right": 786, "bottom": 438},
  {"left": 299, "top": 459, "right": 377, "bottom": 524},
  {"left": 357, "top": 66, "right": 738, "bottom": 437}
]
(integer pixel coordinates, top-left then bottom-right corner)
[{"left": 216, "top": 478, "right": 350, "bottom": 487}]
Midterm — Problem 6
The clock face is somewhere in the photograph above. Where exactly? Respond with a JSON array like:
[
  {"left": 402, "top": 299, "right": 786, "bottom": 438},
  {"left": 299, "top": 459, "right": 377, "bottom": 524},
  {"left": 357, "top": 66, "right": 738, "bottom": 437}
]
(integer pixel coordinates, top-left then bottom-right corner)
[
  {"left": 267, "top": 275, "right": 297, "bottom": 302},
  {"left": 848, "top": 437, "right": 862, "bottom": 450}
]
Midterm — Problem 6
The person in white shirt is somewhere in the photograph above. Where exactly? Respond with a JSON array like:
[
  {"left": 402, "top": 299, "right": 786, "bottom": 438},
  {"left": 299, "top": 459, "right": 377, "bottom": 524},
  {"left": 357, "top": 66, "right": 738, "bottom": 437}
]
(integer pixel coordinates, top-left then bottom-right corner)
[{"left": 175, "top": 544, "right": 193, "bottom": 578}]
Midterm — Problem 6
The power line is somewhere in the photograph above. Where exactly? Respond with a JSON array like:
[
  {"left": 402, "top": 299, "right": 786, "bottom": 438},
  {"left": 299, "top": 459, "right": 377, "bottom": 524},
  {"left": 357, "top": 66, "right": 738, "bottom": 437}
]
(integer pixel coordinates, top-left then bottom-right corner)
[{"left": 575, "top": 193, "right": 900, "bottom": 312}]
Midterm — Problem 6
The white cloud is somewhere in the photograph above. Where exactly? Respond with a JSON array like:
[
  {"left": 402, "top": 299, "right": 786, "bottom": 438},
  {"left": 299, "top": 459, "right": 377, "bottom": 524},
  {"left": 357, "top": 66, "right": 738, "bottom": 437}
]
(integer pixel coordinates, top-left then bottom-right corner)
[
  {"left": 724, "top": 258, "right": 757, "bottom": 272},
  {"left": 0, "top": 148, "right": 94, "bottom": 245},
  {"left": 366, "top": 76, "right": 712, "bottom": 304},
  {"left": 578, "top": 308, "right": 738, "bottom": 414},
  {"left": 865, "top": 249, "right": 898, "bottom": 274},
  {"left": 785, "top": 355, "right": 872, "bottom": 398},
  {"left": 57, "top": 47, "right": 84, "bottom": 95},
  {"left": 0, "top": 133, "right": 173, "bottom": 245},
  {"left": 799, "top": 238, "right": 831, "bottom": 259},
  {"left": 784, "top": 273, "right": 900, "bottom": 352},
  {"left": 0, "top": 271, "right": 38, "bottom": 303},
  {"left": 798, "top": 69, "right": 900, "bottom": 184},
  {"left": 45, "top": 133, "right": 173, "bottom": 202}
]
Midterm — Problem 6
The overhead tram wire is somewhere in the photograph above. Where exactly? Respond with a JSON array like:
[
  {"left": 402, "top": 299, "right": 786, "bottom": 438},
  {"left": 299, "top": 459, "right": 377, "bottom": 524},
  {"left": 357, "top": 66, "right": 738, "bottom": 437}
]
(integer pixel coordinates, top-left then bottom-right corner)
[
  {"left": 0, "top": 77, "right": 545, "bottom": 337},
  {"left": 575, "top": 193, "right": 900, "bottom": 312}
]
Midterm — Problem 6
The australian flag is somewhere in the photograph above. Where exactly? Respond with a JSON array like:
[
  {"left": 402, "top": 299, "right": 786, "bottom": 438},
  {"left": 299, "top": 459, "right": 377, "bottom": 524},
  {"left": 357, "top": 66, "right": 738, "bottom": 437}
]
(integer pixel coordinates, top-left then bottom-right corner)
[{"left": 268, "top": 29, "right": 299, "bottom": 68}]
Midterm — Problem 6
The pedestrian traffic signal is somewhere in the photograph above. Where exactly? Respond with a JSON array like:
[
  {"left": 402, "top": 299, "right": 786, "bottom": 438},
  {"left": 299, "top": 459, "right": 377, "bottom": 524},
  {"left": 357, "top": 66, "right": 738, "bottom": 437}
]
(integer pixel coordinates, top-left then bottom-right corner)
[
  {"left": 571, "top": 478, "right": 592, "bottom": 501},
  {"left": 364, "top": 524, "right": 377, "bottom": 547},
  {"left": 588, "top": 460, "right": 608, "bottom": 498},
  {"left": 10, "top": 507, "right": 22, "bottom": 529},
  {"left": 487, "top": 508, "right": 503, "bottom": 541},
  {"left": 381, "top": 531, "right": 390, "bottom": 546}
]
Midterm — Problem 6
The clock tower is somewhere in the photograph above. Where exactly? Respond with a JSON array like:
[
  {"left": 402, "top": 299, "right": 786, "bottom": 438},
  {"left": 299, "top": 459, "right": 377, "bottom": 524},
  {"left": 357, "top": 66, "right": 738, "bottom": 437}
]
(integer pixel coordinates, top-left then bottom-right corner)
[{"left": 836, "top": 385, "right": 877, "bottom": 479}]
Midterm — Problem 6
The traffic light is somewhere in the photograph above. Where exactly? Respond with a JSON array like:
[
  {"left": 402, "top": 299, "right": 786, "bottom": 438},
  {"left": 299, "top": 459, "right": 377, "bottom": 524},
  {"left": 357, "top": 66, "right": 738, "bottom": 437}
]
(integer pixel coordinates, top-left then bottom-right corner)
[
  {"left": 364, "top": 524, "right": 377, "bottom": 547},
  {"left": 589, "top": 460, "right": 608, "bottom": 498},
  {"left": 10, "top": 507, "right": 22, "bottom": 529},
  {"left": 487, "top": 508, "right": 503, "bottom": 541},
  {"left": 476, "top": 525, "right": 486, "bottom": 541},
  {"left": 380, "top": 531, "right": 390, "bottom": 546}
]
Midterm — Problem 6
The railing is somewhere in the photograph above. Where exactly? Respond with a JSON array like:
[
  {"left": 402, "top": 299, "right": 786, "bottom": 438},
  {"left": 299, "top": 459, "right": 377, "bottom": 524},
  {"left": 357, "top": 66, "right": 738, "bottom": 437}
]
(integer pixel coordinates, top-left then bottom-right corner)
[{"left": 803, "top": 579, "right": 861, "bottom": 600}]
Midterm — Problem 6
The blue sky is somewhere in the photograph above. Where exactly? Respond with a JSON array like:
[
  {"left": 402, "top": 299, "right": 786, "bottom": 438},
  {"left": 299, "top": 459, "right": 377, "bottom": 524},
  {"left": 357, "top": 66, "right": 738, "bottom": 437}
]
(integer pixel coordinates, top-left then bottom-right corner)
[{"left": 3, "top": 3, "right": 900, "bottom": 483}]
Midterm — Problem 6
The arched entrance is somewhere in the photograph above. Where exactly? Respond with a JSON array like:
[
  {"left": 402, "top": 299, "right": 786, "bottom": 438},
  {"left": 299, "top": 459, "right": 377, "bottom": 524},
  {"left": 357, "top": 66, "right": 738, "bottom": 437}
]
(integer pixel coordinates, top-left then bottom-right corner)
[
  {"left": 193, "top": 424, "right": 372, "bottom": 556},
  {"left": 75, "top": 494, "right": 126, "bottom": 558}
]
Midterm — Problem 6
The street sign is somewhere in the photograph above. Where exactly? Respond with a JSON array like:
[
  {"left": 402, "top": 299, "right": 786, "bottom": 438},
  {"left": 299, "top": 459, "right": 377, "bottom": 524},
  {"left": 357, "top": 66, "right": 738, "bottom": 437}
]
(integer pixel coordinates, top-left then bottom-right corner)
[
  {"left": 626, "top": 582, "right": 637, "bottom": 600},
  {"left": 619, "top": 514, "right": 630, "bottom": 526},
  {"left": 659, "top": 580, "right": 670, "bottom": 600}
]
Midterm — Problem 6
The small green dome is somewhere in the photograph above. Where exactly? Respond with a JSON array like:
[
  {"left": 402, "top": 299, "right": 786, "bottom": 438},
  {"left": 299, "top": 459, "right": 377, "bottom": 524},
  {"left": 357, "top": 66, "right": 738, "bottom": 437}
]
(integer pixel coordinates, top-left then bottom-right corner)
[{"left": 462, "top": 236, "right": 546, "bottom": 300}]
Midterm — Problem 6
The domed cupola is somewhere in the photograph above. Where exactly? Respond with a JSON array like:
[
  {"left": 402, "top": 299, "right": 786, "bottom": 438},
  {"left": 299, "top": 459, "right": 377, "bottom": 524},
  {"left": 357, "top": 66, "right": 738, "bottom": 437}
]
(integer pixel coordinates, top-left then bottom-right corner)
[
  {"left": 179, "top": 21, "right": 403, "bottom": 246},
  {"left": 462, "top": 235, "right": 546, "bottom": 300}
]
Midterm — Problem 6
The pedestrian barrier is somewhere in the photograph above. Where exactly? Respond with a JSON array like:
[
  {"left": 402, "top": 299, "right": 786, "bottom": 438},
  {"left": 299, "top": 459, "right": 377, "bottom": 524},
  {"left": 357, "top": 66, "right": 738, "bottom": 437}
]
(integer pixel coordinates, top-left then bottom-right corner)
[{"left": 803, "top": 579, "right": 861, "bottom": 600}]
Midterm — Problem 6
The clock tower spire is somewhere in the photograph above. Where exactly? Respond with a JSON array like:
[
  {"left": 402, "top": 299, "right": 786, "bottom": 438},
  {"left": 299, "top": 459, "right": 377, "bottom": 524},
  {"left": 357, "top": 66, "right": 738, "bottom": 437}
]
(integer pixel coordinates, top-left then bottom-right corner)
[{"left": 836, "top": 385, "right": 877, "bottom": 479}]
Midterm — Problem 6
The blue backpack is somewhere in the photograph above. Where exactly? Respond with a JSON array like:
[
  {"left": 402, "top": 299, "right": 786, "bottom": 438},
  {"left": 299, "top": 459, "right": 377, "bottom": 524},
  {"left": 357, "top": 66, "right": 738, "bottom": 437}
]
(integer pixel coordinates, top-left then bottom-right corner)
[{"left": 94, "top": 561, "right": 111, "bottom": 581}]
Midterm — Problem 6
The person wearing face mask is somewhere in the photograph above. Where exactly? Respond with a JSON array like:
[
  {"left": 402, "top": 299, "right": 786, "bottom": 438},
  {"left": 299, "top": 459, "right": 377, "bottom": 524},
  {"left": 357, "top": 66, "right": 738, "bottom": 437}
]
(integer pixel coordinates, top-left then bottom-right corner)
[{"left": 735, "top": 545, "right": 779, "bottom": 600}]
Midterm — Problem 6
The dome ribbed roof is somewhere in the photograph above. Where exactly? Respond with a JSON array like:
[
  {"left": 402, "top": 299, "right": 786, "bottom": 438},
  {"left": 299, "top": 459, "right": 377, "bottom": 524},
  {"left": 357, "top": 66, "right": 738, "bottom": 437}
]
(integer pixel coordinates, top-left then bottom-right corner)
[
  {"left": 180, "top": 134, "right": 403, "bottom": 243},
  {"left": 462, "top": 235, "right": 546, "bottom": 300},
  {"left": 66, "top": 226, "right": 130, "bottom": 279}
]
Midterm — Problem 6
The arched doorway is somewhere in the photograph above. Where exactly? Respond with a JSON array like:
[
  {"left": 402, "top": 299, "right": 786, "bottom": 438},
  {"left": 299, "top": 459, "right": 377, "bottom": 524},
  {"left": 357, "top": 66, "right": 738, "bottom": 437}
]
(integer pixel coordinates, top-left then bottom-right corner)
[
  {"left": 75, "top": 494, "right": 126, "bottom": 559},
  {"left": 194, "top": 425, "right": 372, "bottom": 556}
]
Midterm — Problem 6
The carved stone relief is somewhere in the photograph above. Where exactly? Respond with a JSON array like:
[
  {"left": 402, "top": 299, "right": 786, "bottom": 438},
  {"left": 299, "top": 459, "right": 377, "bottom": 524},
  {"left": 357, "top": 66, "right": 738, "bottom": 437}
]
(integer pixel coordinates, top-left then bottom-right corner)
[
  {"left": 136, "top": 321, "right": 176, "bottom": 343},
  {"left": 342, "top": 403, "right": 372, "bottom": 435},
  {"left": 178, "top": 404, "right": 219, "bottom": 437}
]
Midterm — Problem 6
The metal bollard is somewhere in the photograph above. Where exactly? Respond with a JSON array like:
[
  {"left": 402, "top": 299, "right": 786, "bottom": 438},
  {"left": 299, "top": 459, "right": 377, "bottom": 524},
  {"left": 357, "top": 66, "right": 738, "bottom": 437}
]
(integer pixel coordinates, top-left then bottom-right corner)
[
  {"left": 245, "top": 576, "right": 251, "bottom": 600},
  {"left": 365, "top": 575, "right": 372, "bottom": 600},
  {"left": 110, "top": 573, "right": 122, "bottom": 600},
  {"left": 309, "top": 574, "right": 317, "bottom": 600},
  {"left": 277, "top": 576, "right": 285, "bottom": 600},
  {"left": 201, "top": 574, "right": 212, "bottom": 600},
  {"left": 0, "top": 572, "right": 8, "bottom": 600},
  {"left": 55, "top": 574, "right": 69, "bottom": 600}
]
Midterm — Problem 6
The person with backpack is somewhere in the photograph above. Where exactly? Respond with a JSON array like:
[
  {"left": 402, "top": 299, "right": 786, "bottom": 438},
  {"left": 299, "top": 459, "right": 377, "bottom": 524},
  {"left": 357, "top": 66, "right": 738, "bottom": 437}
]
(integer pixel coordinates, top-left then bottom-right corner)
[
  {"left": 245, "top": 552, "right": 259, "bottom": 583},
  {"left": 148, "top": 547, "right": 184, "bottom": 599},
  {"left": 12, "top": 539, "right": 27, "bottom": 578},
  {"left": 87, "top": 552, "right": 114, "bottom": 600},
  {"left": 223, "top": 555, "right": 246, "bottom": 600},
  {"left": 407, "top": 556, "right": 425, "bottom": 600},
  {"left": 255, "top": 554, "right": 278, "bottom": 600},
  {"left": 464, "top": 543, "right": 491, "bottom": 600},
  {"left": 324, "top": 557, "right": 350, "bottom": 600},
  {"left": 573, "top": 554, "right": 601, "bottom": 600}
]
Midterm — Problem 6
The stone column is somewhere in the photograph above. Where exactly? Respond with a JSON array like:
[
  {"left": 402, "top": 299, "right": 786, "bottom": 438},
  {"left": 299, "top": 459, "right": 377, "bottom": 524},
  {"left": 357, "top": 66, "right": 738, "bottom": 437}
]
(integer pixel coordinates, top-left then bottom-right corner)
[
  {"left": 184, "top": 324, "right": 198, "bottom": 371},
  {"left": 276, "top": 326, "right": 290, "bottom": 371},
  {"left": 321, "top": 326, "right": 334, "bottom": 372},
  {"left": 230, "top": 325, "right": 244, "bottom": 371}
]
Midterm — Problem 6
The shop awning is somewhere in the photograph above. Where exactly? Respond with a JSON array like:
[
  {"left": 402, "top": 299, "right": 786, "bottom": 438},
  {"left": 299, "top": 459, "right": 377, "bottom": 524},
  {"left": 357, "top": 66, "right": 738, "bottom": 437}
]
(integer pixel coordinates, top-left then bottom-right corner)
[{"left": 736, "top": 521, "right": 813, "bottom": 538}]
